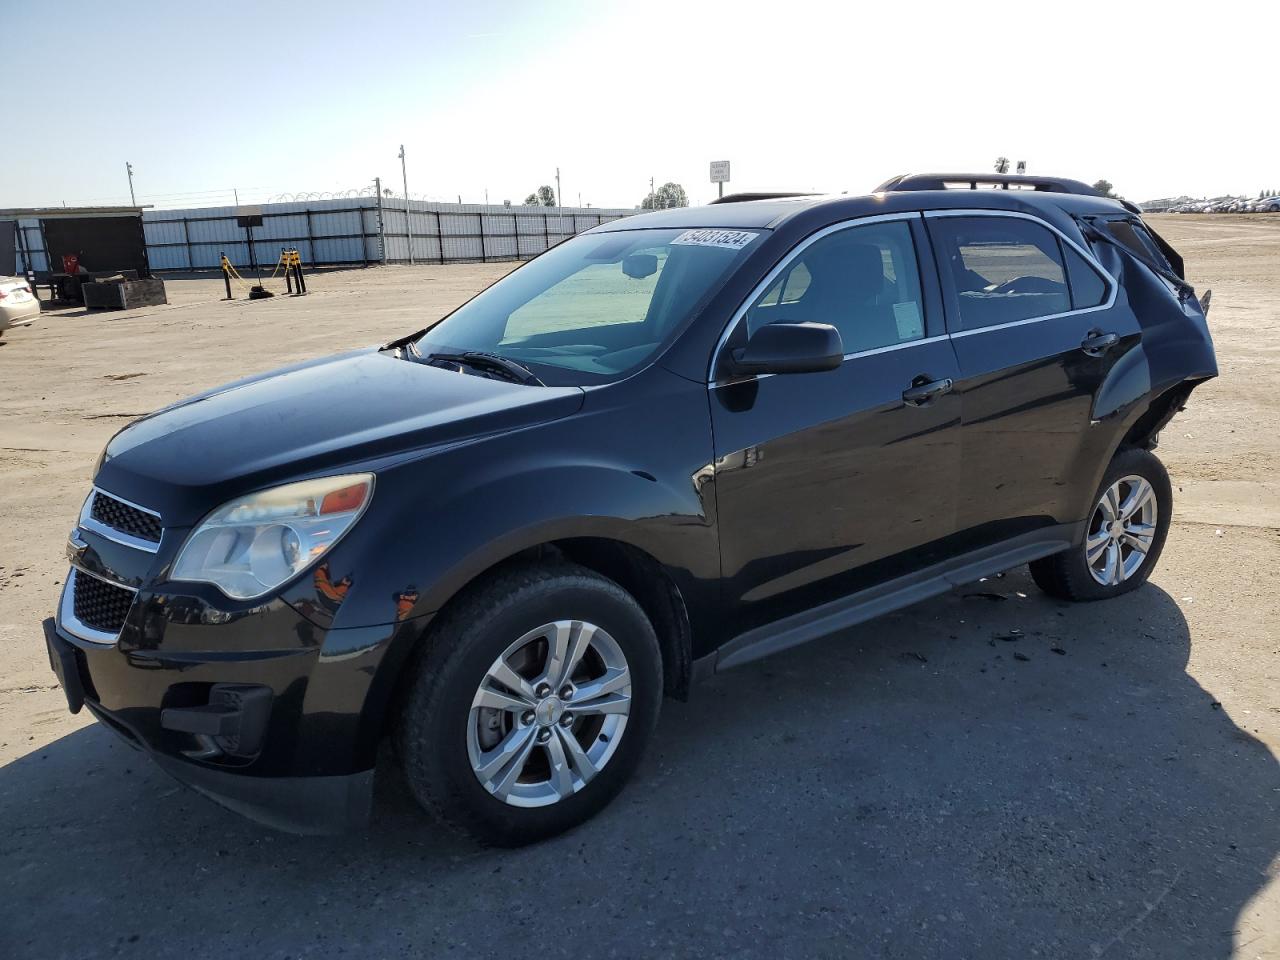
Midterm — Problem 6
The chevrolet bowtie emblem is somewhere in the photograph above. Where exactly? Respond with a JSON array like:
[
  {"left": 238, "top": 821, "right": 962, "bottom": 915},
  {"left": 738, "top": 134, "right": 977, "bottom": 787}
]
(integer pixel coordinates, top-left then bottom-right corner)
[{"left": 66, "top": 529, "right": 89, "bottom": 561}]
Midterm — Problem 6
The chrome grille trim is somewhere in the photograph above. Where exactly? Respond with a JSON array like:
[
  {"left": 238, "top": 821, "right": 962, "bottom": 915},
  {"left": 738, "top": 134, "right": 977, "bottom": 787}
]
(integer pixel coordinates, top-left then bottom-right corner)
[
  {"left": 59, "top": 568, "right": 137, "bottom": 646},
  {"left": 78, "top": 487, "right": 163, "bottom": 554}
]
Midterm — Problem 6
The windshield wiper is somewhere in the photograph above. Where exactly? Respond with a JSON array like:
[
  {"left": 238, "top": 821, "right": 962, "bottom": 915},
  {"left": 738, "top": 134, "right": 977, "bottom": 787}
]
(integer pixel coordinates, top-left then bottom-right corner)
[{"left": 424, "top": 351, "right": 545, "bottom": 386}]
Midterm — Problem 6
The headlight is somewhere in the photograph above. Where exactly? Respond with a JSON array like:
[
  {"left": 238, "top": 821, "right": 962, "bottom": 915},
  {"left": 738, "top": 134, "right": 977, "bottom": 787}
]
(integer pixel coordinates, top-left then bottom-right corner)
[{"left": 171, "top": 474, "right": 374, "bottom": 600}]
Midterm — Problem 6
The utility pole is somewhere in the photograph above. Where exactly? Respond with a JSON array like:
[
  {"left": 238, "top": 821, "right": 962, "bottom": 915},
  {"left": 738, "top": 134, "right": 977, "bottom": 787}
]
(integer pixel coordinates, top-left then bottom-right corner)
[
  {"left": 649, "top": 176, "right": 655, "bottom": 209},
  {"left": 126, "top": 162, "right": 136, "bottom": 206},
  {"left": 399, "top": 144, "right": 414, "bottom": 264},
  {"left": 555, "top": 167, "right": 561, "bottom": 208},
  {"left": 233, "top": 187, "right": 240, "bottom": 205},
  {"left": 374, "top": 176, "right": 387, "bottom": 264}
]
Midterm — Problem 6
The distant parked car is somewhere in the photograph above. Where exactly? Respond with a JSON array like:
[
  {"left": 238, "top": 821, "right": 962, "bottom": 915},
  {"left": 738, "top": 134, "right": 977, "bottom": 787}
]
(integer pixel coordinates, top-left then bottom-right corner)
[
  {"left": 0, "top": 276, "right": 40, "bottom": 338},
  {"left": 1258, "top": 197, "right": 1280, "bottom": 213}
]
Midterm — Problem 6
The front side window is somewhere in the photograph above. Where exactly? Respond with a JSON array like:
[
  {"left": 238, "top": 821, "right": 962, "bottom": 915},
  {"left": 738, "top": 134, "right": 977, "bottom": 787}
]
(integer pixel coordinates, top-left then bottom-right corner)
[
  {"left": 745, "top": 219, "right": 926, "bottom": 354},
  {"left": 416, "top": 227, "right": 762, "bottom": 385},
  {"left": 931, "top": 217, "right": 1070, "bottom": 330}
]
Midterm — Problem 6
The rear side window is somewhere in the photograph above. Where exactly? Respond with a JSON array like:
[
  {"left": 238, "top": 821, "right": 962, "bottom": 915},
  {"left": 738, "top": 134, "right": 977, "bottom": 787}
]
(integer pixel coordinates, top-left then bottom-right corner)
[
  {"left": 1063, "top": 244, "right": 1108, "bottom": 309},
  {"left": 931, "top": 217, "right": 1070, "bottom": 331},
  {"left": 746, "top": 219, "right": 926, "bottom": 353}
]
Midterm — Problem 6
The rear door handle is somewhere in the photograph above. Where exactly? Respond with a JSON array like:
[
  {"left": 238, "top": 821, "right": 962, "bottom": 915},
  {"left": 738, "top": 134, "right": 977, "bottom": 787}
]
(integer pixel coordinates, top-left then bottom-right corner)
[
  {"left": 902, "top": 377, "right": 953, "bottom": 406},
  {"left": 1080, "top": 330, "right": 1119, "bottom": 357}
]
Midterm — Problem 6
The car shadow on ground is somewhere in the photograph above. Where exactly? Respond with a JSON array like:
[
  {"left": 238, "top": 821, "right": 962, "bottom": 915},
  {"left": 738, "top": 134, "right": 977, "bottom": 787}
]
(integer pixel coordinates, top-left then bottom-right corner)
[{"left": 3, "top": 570, "right": 1276, "bottom": 959}]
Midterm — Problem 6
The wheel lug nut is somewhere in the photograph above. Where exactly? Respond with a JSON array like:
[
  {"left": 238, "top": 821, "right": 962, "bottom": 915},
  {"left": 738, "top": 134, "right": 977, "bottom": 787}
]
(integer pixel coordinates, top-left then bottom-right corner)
[
  {"left": 536, "top": 728, "right": 551, "bottom": 742},
  {"left": 560, "top": 713, "right": 574, "bottom": 727},
  {"left": 536, "top": 683, "right": 551, "bottom": 698},
  {"left": 560, "top": 685, "right": 573, "bottom": 700},
  {"left": 521, "top": 711, "right": 535, "bottom": 726}
]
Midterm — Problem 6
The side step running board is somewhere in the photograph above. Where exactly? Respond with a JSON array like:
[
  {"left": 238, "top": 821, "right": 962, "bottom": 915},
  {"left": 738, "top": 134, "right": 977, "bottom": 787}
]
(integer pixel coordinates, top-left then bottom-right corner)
[{"left": 712, "top": 525, "right": 1082, "bottom": 672}]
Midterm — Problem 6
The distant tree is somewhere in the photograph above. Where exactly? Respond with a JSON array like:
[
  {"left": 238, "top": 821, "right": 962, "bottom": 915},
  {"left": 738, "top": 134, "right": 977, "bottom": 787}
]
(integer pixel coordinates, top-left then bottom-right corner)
[
  {"left": 994, "top": 157, "right": 1010, "bottom": 174},
  {"left": 641, "top": 182, "right": 689, "bottom": 210},
  {"left": 1092, "top": 179, "right": 1118, "bottom": 198},
  {"left": 524, "top": 185, "right": 557, "bottom": 207},
  {"left": 382, "top": 187, "right": 394, "bottom": 197}
]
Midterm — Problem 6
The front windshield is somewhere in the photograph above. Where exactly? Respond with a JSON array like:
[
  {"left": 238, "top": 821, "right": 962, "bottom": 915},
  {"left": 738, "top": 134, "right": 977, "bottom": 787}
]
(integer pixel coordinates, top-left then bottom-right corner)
[{"left": 415, "top": 227, "right": 762, "bottom": 384}]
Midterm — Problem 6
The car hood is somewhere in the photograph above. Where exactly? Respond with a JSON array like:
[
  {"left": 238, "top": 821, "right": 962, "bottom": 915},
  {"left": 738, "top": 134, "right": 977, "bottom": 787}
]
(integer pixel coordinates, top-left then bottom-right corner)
[{"left": 96, "top": 348, "right": 584, "bottom": 524}]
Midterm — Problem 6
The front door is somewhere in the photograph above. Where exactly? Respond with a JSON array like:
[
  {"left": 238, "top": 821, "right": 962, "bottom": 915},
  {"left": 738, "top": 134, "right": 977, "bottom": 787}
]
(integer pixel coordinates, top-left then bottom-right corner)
[{"left": 710, "top": 215, "right": 962, "bottom": 638}]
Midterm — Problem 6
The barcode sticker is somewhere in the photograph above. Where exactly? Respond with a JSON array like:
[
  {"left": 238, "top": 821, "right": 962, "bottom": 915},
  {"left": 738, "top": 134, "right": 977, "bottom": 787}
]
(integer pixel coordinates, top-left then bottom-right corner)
[{"left": 671, "top": 229, "right": 759, "bottom": 251}]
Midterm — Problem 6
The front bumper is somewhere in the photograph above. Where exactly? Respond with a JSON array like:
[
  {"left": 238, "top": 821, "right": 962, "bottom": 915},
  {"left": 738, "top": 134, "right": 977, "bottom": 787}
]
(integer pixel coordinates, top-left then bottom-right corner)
[
  {"left": 43, "top": 584, "right": 398, "bottom": 834},
  {"left": 46, "top": 480, "right": 433, "bottom": 834}
]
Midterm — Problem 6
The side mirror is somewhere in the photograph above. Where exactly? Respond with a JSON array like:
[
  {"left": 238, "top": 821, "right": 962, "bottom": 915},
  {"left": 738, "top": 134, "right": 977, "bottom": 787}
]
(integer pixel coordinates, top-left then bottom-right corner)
[{"left": 729, "top": 322, "right": 844, "bottom": 376}]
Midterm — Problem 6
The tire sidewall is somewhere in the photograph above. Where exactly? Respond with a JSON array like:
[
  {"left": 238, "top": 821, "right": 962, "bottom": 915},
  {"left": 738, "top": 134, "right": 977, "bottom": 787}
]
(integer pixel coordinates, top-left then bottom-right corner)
[{"left": 403, "top": 574, "right": 662, "bottom": 844}]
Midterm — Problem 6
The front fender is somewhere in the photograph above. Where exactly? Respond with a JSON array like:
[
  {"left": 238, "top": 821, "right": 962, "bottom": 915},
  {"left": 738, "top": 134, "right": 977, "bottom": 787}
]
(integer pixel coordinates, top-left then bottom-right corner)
[
  {"left": 390, "top": 461, "right": 715, "bottom": 622},
  {"left": 306, "top": 365, "right": 721, "bottom": 634}
]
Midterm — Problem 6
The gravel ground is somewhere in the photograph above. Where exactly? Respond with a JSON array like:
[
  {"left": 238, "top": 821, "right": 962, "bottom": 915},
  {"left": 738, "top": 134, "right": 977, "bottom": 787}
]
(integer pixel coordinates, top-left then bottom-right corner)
[{"left": 0, "top": 215, "right": 1276, "bottom": 959}]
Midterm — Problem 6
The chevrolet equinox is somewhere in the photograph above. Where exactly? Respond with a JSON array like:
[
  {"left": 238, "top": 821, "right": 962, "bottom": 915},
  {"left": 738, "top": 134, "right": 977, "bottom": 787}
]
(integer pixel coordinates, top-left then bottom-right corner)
[{"left": 44, "top": 173, "right": 1218, "bottom": 844}]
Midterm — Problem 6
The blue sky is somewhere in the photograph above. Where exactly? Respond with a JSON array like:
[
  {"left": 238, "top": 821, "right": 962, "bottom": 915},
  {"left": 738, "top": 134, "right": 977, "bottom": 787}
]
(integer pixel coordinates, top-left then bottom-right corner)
[{"left": 3, "top": 0, "right": 1273, "bottom": 210}]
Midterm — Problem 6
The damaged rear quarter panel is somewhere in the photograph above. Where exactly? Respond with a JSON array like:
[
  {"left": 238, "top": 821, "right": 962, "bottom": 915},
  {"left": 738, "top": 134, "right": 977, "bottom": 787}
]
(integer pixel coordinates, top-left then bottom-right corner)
[{"left": 1088, "top": 228, "right": 1218, "bottom": 450}]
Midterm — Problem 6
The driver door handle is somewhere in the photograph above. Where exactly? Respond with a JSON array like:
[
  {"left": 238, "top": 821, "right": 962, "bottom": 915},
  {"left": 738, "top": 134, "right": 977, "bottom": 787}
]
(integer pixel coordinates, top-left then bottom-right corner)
[
  {"left": 902, "top": 377, "right": 953, "bottom": 407},
  {"left": 1080, "top": 330, "right": 1119, "bottom": 357}
]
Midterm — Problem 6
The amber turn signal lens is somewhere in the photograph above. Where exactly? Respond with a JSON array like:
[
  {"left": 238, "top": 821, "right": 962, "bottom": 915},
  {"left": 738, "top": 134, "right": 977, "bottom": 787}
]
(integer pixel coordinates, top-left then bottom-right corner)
[{"left": 320, "top": 481, "right": 370, "bottom": 515}]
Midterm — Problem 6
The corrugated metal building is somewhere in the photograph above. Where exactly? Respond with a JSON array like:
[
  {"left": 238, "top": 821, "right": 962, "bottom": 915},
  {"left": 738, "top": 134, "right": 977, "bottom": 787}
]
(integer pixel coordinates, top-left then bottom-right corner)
[{"left": 9, "top": 197, "right": 638, "bottom": 275}]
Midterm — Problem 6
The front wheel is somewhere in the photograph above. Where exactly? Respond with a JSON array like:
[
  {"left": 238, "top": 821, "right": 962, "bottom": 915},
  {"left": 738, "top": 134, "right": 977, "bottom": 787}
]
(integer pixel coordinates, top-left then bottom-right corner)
[
  {"left": 1029, "top": 446, "right": 1173, "bottom": 602},
  {"left": 395, "top": 563, "right": 662, "bottom": 846}
]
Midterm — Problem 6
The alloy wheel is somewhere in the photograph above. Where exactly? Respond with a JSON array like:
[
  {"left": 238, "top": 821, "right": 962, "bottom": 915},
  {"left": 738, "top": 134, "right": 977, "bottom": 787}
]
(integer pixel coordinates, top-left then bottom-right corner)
[
  {"left": 1085, "top": 475, "right": 1158, "bottom": 586},
  {"left": 467, "top": 620, "right": 632, "bottom": 807}
]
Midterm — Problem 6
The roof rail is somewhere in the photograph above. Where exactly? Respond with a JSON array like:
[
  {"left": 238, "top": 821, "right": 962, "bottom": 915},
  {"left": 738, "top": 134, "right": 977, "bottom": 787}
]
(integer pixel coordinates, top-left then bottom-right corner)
[
  {"left": 876, "top": 173, "right": 1143, "bottom": 214},
  {"left": 709, "top": 192, "right": 818, "bottom": 205},
  {"left": 875, "top": 173, "right": 1103, "bottom": 197}
]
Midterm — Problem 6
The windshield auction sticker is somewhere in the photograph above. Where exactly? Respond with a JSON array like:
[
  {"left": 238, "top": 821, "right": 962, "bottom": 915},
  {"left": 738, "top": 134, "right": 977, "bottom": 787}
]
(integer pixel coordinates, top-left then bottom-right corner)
[{"left": 671, "top": 229, "right": 759, "bottom": 250}]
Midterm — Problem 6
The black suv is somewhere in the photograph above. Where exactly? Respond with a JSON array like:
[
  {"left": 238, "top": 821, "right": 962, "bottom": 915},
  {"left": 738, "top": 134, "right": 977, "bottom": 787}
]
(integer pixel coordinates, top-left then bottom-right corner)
[{"left": 44, "top": 174, "right": 1217, "bottom": 844}]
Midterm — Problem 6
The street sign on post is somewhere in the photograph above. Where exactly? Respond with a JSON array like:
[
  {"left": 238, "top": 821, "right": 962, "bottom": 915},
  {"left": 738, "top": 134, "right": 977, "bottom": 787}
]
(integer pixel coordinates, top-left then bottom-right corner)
[{"left": 710, "top": 160, "right": 730, "bottom": 199}]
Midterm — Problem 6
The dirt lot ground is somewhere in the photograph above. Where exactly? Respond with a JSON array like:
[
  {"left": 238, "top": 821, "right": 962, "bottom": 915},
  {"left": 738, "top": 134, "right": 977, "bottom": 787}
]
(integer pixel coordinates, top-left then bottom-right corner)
[{"left": 1, "top": 215, "right": 1276, "bottom": 959}]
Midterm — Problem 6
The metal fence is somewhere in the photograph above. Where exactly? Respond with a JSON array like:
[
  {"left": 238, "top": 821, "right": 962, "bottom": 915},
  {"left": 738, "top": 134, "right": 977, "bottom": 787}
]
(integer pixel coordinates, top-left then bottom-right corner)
[{"left": 9, "top": 198, "right": 637, "bottom": 275}]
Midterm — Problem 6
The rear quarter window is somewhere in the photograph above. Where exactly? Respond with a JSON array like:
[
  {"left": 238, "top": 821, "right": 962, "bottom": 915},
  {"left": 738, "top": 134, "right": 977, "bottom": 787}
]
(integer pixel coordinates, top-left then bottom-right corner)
[{"left": 1063, "top": 244, "right": 1109, "bottom": 309}]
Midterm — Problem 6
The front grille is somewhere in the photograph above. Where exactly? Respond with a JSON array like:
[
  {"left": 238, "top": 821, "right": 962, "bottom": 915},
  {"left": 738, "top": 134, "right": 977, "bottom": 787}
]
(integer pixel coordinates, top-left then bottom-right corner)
[
  {"left": 90, "top": 491, "right": 161, "bottom": 544},
  {"left": 72, "top": 571, "right": 135, "bottom": 635}
]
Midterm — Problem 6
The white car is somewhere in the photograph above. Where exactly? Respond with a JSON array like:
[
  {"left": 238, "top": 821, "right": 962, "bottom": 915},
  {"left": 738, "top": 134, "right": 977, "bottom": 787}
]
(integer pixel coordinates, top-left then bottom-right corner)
[{"left": 0, "top": 276, "right": 40, "bottom": 337}]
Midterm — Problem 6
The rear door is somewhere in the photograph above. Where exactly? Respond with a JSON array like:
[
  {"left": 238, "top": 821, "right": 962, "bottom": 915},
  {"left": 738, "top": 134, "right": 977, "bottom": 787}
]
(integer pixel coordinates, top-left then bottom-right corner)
[
  {"left": 925, "top": 211, "right": 1140, "bottom": 549},
  {"left": 710, "top": 214, "right": 962, "bottom": 637}
]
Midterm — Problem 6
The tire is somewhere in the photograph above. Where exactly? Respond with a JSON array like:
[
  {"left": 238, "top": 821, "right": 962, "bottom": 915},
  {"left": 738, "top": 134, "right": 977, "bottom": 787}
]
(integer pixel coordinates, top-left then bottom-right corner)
[
  {"left": 394, "top": 562, "right": 662, "bottom": 846},
  {"left": 1029, "top": 446, "right": 1172, "bottom": 602}
]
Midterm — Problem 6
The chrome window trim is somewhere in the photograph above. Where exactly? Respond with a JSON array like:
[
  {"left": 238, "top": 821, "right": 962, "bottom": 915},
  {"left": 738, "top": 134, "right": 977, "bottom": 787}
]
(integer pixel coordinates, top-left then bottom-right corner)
[
  {"left": 707, "top": 211, "right": 925, "bottom": 386},
  {"left": 58, "top": 567, "right": 137, "bottom": 646},
  {"left": 921, "top": 209, "right": 1119, "bottom": 333},
  {"left": 79, "top": 487, "right": 162, "bottom": 554}
]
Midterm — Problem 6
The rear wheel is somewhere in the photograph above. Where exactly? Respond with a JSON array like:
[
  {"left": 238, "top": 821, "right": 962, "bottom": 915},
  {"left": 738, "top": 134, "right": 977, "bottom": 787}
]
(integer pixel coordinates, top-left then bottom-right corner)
[
  {"left": 1029, "top": 447, "right": 1172, "bottom": 602},
  {"left": 395, "top": 563, "right": 662, "bottom": 845}
]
